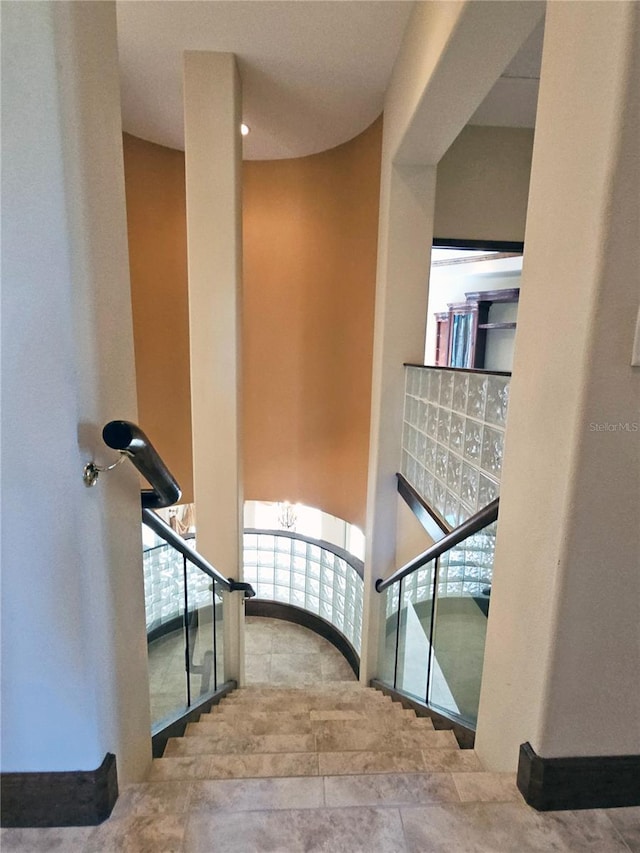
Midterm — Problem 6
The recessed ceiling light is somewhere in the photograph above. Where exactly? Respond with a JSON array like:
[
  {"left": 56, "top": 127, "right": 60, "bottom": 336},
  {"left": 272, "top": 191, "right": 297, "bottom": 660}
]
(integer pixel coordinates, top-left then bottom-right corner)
[{"left": 241, "top": 123, "right": 250, "bottom": 137}]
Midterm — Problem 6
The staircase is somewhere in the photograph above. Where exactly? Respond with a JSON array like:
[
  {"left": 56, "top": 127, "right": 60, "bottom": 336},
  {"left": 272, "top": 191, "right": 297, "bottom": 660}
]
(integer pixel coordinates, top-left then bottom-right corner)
[
  {"left": 100, "top": 682, "right": 525, "bottom": 851},
  {"left": 151, "top": 684, "right": 483, "bottom": 781}
]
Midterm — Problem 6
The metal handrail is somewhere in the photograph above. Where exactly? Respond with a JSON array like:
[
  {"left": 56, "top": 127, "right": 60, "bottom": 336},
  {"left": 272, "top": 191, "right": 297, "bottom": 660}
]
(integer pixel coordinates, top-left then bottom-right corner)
[
  {"left": 103, "top": 420, "right": 181, "bottom": 509},
  {"left": 143, "top": 507, "right": 255, "bottom": 598},
  {"left": 375, "top": 497, "right": 500, "bottom": 593}
]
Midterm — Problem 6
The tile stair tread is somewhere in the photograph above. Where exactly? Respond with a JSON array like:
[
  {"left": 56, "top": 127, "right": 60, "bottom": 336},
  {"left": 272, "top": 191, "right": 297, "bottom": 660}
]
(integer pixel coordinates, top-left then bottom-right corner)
[
  {"left": 318, "top": 749, "right": 466, "bottom": 776},
  {"left": 206, "top": 752, "right": 319, "bottom": 779},
  {"left": 178, "top": 771, "right": 515, "bottom": 811},
  {"left": 153, "top": 751, "right": 477, "bottom": 780},
  {"left": 226, "top": 685, "right": 376, "bottom": 696},
  {"left": 165, "top": 729, "right": 456, "bottom": 757},
  {"left": 149, "top": 752, "right": 483, "bottom": 782},
  {"left": 186, "top": 716, "right": 435, "bottom": 737},
  {"left": 216, "top": 699, "right": 403, "bottom": 713},
  {"left": 220, "top": 688, "right": 394, "bottom": 701},
  {"left": 220, "top": 692, "right": 395, "bottom": 703},
  {"left": 222, "top": 689, "right": 392, "bottom": 698},
  {"left": 220, "top": 688, "right": 391, "bottom": 695},
  {"left": 208, "top": 705, "right": 412, "bottom": 719},
  {"left": 164, "top": 733, "right": 317, "bottom": 756},
  {"left": 314, "top": 728, "right": 457, "bottom": 752}
]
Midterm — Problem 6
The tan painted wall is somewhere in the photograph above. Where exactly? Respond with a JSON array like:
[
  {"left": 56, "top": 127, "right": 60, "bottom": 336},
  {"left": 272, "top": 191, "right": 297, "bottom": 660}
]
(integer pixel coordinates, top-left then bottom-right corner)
[
  {"left": 242, "top": 119, "right": 383, "bottom": 528},
  {"left": 122, "top": 133, "right": 194, "bottom": 504},
  {"left": 435, "top": 125, "right": 534, "bottom": 243}
]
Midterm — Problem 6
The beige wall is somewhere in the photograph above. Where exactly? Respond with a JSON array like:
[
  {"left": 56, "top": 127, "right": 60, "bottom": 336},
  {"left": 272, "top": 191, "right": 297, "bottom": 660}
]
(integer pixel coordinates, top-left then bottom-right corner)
[
  {"left": 476, "top": 0, "right": 640, "bottom": 769},
  {"left": 122, "top": 133, "right": 194, "bottom": 504},
  {"left": 435, "top": 125, "right": 534, "bottom": 243},
  {"left": 243, "top": 119, "right": 383, "bottom": 528},
  {"left": 3, "top": 1, "right": 151, "bottom": 782}
]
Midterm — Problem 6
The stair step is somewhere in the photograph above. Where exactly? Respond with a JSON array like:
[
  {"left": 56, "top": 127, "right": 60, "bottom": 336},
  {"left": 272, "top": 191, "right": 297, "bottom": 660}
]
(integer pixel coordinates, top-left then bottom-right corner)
[
  {"left": 207, "top": 752, "right": 319, "bottom": 779},
  {"left": 207, "top": 705, "right": 411, "bottom": 722},
  {"left": 220, "top": 688, "right": 393, "bottom": 704},
  {"left": 166, "top": 726, "right": 454, "bottom": 758},
  {"left": 181, "top": 771, "right": 495, "bottom": 812},
  {"left": 165, "top": 733, "right": 316, "bottom": 756},
  {"left": 217, "top": 697, "right": 400, "bottom": 713},
  {"left": 187, "top": 718, "right": 316, "bottom": 736},
  {"left": 187, "top": 715, "right": 434, "bottom": 738},
  {"left": 309, "top": 708, "right": 415, "bottom": 721},
  {"left": 318, "top": 748, "right": 467, "bottom": 776},
  {"left": 314, "top": 727, "right": 455, "bottom": 752},
  {"left": 228, "top": 684, "right": 367, "bottom": 697}
]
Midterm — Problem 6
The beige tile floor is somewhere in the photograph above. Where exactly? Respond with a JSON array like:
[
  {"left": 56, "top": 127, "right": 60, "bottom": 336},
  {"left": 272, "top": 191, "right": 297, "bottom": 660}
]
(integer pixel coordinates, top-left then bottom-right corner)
[
  {"left": 2, "top": 618, "right": 639, "bottom": 852},
  {"left": 244, "top": 616, "right": 357, "bottom": 686}
]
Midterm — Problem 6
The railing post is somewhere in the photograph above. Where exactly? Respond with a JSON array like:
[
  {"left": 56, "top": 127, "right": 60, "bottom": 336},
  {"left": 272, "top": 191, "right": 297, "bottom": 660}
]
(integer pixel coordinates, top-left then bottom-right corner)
[{"left": 182, "top": 556, "right": 191, "bottom": 708}]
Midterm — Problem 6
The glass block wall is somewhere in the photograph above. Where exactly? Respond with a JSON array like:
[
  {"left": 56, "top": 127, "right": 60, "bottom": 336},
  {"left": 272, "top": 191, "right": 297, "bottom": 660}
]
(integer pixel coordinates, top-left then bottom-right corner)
[
  {"left": 382, "top": 522, "right": 495, "bottom": 611},
  {"left": 402, "top": 366, "right": 509, "bottom": 528},
  {"left": 243, "top": 531, "right": 364, "bottom": 654},
  {"left": 143, "top": 538, "right": 212, "bottom": 635},
  {"left": 437, "top": 522, "right": 497, "bottom": 598}
]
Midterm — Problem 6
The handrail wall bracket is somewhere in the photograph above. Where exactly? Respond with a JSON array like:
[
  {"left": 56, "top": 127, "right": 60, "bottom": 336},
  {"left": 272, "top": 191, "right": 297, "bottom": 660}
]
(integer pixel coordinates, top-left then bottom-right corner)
[{"left": 82, "top": 452, "right": 130, "bottom": 488}]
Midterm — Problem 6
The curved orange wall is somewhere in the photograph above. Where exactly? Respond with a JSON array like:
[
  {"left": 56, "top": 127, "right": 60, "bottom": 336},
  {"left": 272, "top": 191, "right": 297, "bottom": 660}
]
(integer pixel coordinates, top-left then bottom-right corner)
[
  {"left": 243, "top": 119, "right": 382, "bottom": 528},
  {"left": 122, "top": 120, "right": 382, "bottom": 526},
  {"left": 122, "top": 133, "right": 194, "bottom": 503}
]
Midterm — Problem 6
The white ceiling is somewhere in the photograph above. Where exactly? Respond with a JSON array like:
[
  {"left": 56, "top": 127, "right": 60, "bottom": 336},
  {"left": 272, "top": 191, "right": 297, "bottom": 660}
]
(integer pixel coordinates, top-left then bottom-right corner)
[
  {"left": 116, "top": 1, "right": 415, "bottom": 160},
  {"left": 116, "top": 2, "right": 544, "bottom": 161},
  {"left": 470, "top": 19, "right": 544, "bottom": 128}
]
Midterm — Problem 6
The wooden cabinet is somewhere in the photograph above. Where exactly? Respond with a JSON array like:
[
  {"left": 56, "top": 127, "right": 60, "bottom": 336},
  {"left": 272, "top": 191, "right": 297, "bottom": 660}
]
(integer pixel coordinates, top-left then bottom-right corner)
[{"left": 439, "top": 288, "right": 519, "bottom": 369}]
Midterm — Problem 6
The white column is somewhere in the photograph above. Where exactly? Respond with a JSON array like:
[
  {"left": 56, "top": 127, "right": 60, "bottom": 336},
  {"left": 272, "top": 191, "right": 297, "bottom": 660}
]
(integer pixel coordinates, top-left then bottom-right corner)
[
  {"left": 1, "top": 1, "right": 151, "bottom": 782},
  {"left": 183, "top": 53, "right": 245, "bottom": 683},
  {"left": 476, "top": 0, "right": 640, "bottom": 770},
  {"left": 360, "top": 163, "right": 436, "bottom": 683}
]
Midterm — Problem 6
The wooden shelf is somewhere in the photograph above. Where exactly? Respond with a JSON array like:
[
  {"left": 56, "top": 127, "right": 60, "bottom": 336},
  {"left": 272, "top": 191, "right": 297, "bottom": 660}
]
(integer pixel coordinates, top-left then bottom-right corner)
[{"left": 477, "top": 322, "right": 517, "bottom": 330}]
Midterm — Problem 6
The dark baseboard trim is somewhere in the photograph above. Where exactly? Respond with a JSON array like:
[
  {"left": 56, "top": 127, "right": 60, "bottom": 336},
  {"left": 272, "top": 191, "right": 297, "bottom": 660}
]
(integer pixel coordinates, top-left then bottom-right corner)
[
  {"left": 517, "top": 741, "right": 640, "bottom": 811},
  {"left": 370, "top": 679, "right": 475, "bottom": 749},
  {"left": 1, "top": 752, "right": 118, "bottom": 827},
  {"left": 246, "top": 600, "right": 360, "bottom": 678},
  {"left": 152, "top": 680, "right": 237, "bottom": 757},
  {"left": 147, "top": 614, "right": 183, "bottom": 645},
  {"left": 397, "top": 473, "right": 451, "bottom": 539}
]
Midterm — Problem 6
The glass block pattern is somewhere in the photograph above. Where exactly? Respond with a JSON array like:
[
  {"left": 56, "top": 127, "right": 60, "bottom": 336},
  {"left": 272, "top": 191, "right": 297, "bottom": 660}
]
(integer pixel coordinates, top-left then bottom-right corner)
[
  {"left": 402, "top": 366, "right": 509, "bottom": 526},
  {"left": 243, "top": 532, "right": 364, "bottom": 654},
  {"left": 436, "top": 523, "right": 496, "bottom": 598},
  {"left": 143, "top": 540, "right": 216, "bottom": 635}
]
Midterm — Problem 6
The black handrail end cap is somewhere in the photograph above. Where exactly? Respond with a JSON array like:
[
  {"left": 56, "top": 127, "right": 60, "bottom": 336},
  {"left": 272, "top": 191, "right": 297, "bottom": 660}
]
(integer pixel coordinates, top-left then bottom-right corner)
[{"left": 102, "top": 420, "right": 134, "bottom": 450}]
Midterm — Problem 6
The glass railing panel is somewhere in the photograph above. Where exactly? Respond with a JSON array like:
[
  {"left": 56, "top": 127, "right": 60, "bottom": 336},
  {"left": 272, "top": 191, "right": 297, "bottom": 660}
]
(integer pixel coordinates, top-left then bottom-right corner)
[
  {"left": 143, "top": 540, "right": 183, "bottom": 635},
  {"left": 379, "top": 581, "right": 401, "bottom": 687},
  {"left": 143, "top": 543, "right": 188, "bottom": 728},
  {"left": 395, "top": 562, "right": 436, "bottom": 702},
  {"left": 143, "top": 527, "right": 231, "bottom": 728},
  {"left": 147, "top": 626, "right": 189, "bottom": 728},
  {"left": 428, "top": 523, "right": 496, "bottom": 726},
  {"left": 186, "top": 561, "right": 217, "bottom": 702}
]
